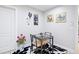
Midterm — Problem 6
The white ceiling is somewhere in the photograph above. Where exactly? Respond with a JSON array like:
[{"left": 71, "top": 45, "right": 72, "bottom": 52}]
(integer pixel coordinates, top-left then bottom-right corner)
[{"left": 29, "top": 5, "right": 58, "bottom": 12}]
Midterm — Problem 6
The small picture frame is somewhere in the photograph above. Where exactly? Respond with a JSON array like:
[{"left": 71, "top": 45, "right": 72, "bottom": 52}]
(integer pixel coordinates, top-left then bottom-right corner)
[{"left": 47, "top": 15, "right": 54, "bottom": 22}]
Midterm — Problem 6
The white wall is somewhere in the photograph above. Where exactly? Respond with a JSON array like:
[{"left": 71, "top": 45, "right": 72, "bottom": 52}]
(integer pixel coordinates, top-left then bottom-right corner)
[
  {"left": 75, "top": 6, "right": 79, "bottom": 53},
  {"left": 15, "top": 6, "right": 44, "bottom": 46},
  {"left": 44, "top": 6, "right": 77, "bottom": 52}
]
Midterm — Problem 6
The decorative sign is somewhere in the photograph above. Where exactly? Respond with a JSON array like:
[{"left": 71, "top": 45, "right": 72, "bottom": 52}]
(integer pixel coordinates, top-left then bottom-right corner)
[{"left": 34, "top": 14, "right": 38, "bottom": 25}]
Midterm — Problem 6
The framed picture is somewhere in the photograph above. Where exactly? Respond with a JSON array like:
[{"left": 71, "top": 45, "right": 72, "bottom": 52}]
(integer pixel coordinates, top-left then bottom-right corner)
[
  {"left": 34, "top": 14, "right": 38, "bottom": 25},
  {"left": 56, "top": 12, "right": 66, "bottom": 23},
  {"left": 47, "top": 15, "right": 54, "bottom": 22}
]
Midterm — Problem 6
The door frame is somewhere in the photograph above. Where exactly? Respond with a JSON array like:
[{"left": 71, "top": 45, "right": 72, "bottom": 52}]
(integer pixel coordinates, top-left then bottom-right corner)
[{"left": 0, "top": 6, "right": 17, "bottom": 53}]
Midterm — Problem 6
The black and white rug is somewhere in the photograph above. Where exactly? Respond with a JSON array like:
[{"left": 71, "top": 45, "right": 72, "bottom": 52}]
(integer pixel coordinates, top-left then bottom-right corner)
[
  {"left": 12, "top": 44, "right": 67, "bottom": 54},
  {"left": 33, "top": 44, "right": 67, "bottom": 54}
]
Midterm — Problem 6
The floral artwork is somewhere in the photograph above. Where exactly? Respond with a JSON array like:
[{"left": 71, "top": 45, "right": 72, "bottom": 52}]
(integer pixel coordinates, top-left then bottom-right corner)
[
  {"left": 47, "top": 15, "right": 54, "bottom": 22},
  {"left": 16, "top": 34, "right": 26, "bottom": 45},
  {"left": 28, "top": 12, "right": 32, "bottom": 19},
  {"left": 26, "top": 12, "right": 32, "bottom": 26},
  {"left": 56, "top": 12, "right": 66, "bottom": 23},
  {"left": 34, "top": 14, "right": 38, "bottom": 25}
]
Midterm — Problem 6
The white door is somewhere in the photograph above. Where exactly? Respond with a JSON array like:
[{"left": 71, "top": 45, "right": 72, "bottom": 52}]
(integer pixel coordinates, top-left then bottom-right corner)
[{"left": 0, "top": 6, "right": 16, "bottom": 53}]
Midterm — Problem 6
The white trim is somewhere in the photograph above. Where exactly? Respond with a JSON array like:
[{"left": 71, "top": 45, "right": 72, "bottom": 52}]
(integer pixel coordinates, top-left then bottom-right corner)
[{"left": 0, "top": 49, "right": 16, "bottom": 54}]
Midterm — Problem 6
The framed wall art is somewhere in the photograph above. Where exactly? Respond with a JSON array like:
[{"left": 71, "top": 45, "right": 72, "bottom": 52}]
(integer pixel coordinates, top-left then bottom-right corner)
[
  {"left": 47, "top": 15, "right": 54, "bottom": 22},
  {"left": 56, "top": 12, "right": 66, "bottom": 23}
]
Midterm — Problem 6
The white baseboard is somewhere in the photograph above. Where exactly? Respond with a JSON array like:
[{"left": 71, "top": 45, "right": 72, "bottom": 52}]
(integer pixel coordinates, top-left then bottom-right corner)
[
  {"left": 0, "top": 49, "right": 16, "bottom": 54},
  {"left": 54, "top": 43, "right": 75, "bottom": 54}
]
